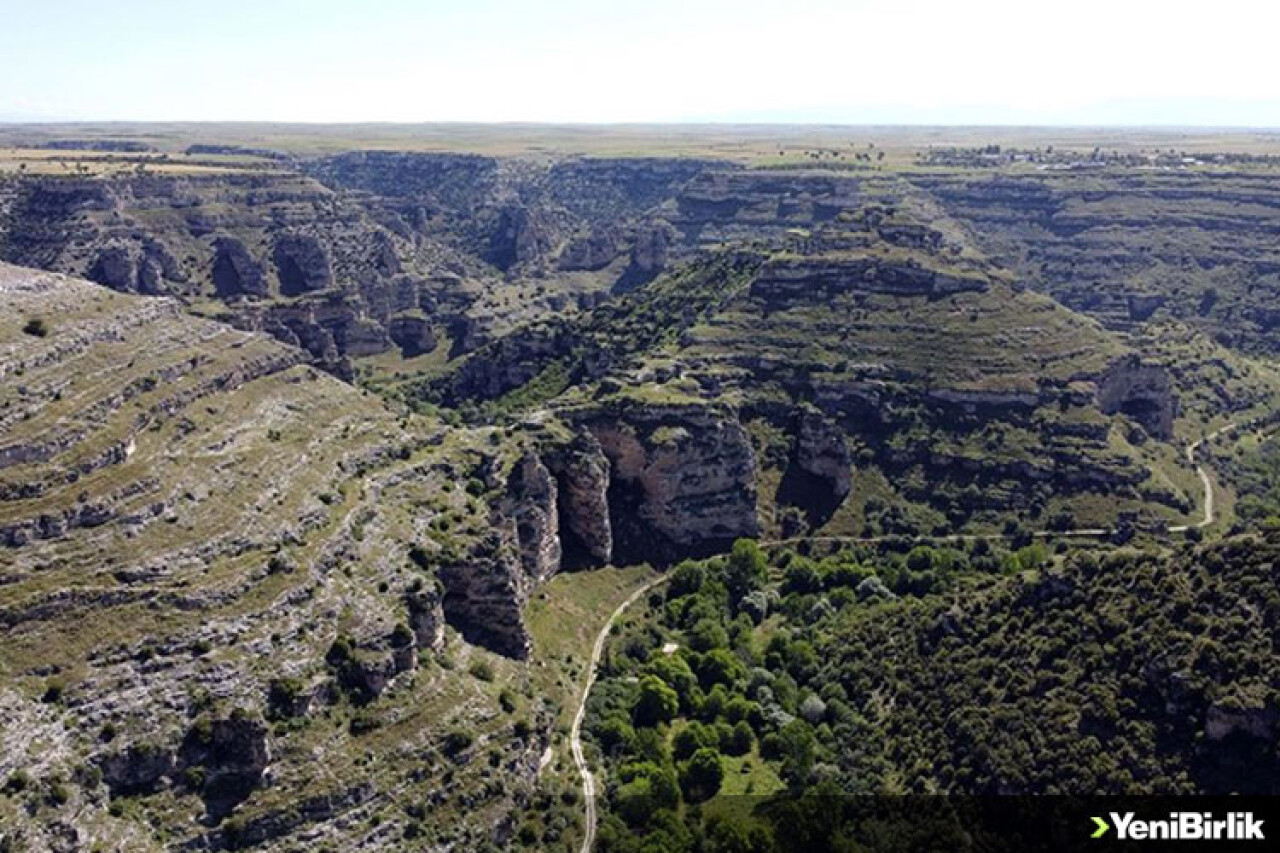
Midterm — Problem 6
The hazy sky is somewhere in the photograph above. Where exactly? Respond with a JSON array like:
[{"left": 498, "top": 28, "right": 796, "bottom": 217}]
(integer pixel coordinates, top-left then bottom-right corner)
[{"left": 3, "top": 0, "right": 1278, "bottom": 125}]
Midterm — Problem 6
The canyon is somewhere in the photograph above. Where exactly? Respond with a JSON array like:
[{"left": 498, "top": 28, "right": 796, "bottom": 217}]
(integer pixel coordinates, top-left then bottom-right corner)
[{"left": 2, "top": 126, "right": 1280, "bottom": 851}]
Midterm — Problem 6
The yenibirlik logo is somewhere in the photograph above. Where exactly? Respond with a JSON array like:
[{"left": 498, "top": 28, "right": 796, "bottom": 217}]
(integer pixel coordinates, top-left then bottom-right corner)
[{"left": 1091, "top": 812, "right": 1265, "bottom": 841}]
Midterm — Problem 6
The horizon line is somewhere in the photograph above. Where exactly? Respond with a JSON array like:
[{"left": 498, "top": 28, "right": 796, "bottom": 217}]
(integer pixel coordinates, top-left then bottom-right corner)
[{"left": 2, "top": 119, "right": 1280, "bottom": 132}]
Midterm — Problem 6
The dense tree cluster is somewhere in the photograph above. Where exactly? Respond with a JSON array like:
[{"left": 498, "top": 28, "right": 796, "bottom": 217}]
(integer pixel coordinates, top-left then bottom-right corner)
[{"left": 585, "top": 534, "right": 1280, "bottom": 851}]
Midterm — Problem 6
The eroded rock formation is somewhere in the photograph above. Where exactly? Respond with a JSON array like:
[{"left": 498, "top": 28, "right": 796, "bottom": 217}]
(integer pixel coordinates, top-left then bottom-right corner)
[
  {"left": 546, "top": 431, "right": 614, "bottom": 568},
  {"left": 575, "top": 404, "right": 760, "bottom": 565},
  {"left": 1097, "top": 354, "right": 1178, "bottom": 440}
]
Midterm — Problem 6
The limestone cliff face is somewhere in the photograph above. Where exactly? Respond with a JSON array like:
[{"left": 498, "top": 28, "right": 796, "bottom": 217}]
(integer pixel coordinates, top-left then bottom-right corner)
[
  {"left": 212, "top": 235, "right": 267, "bottom": 297},
  {"left": 669, "top": 168, "right": 869, "bottom": 251},
  {"left": 911, "top": 170, "right": 1280, "bottom": 355},
  {"left": 751, "top": 253, "right": 987, "bottom": 305},
  {"left": 272, "top": 233, "right": 334, "bottom": 295},
  {"left": 795, "top": 410, "right": 852, "bottom": 501},
  {"left": 405, "top": 583, "right": 445, "bottom": 652},
  {"left": 617, "top": 219, "right": 678, "bottom": 289},
  {"left": 439, "top": 529, "right": 534, "bottom": 659},
  {"left": 489, "top": 205, "right": 559, "bottom": 272},
  {"left": 0, "top": 172, "right": 460, "bottom": 371},
  {"left": 386, "top": 313, "right": 436, "bottom": 356},
  {"left": 558, "top": 223, "right": 626, "bottom": 271},
  {"left": 438, "top": 453, "right": 562, "bottom": 659},
  {"left": 501, "top": 453, "right": 562, "bottom": 584},
  {"left": 545, "top": 431, "right": 614, "bottom": 568},
  {"left": 574, "top": 404, "right": 760, "bottom": 565},
  {"left": 1097, "top": 355, "right": 1178, "bottom": 440}
]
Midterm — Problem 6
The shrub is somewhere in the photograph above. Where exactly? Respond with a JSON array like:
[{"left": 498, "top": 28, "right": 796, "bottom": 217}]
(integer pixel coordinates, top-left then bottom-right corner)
[
  {"left": 325, "top": 635, "right": 355, "bottom": 666},
  {"left": 267, "top": 677, "right": 306, "bottom": 719},
  {"left": 267, "top": 552, "right": 297, "bottom": 575},
  {"left": 3, "top": 770, "right": 32, "bottom": 793},
  {"left": 349, "top": 710, "right": 380, "bottom": 735},
  {"left": 390, "top": 623, "right": 414, "bottom": 648},
  {"left": 190, "top": 716, "right": 214, "bottom": 745},
  {"left": 41, "top": 679, "right": 66, "bottom": 704},
  {"left": 45, "top": 779, "right": 70, "bottom": 806},
  {"left": 442, "top": 730, "right": 474, "bottom": 757},
  {"left": 469, "top": 659, "right": 495, "bottom": 682},
  {"left": 22, "top": 317, "right": 49, "bottom": 337},
  {"left": 182, "top": 766, "right": 206, "bottom": 791}
]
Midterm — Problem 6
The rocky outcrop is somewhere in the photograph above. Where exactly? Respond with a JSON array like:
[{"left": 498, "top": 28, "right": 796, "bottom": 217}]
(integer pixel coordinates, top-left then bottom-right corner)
[
  {"left": 438, "top": 452, "right": 563, "bottom": 658},
  {"left": 386, "top": 312, "right": 437, "bottom": 356},
  {"left": 795, "top": 410, "right": 852, "bottom": 501},
  {"left": 1127, "top": 292, "right": 1166, "bottom": 322},
  {"left": 559, "top": 223, "right": 625, "bottom": 271},
  {"left": 629, "top": 220, "right": 676, "bottom": 276},
  {"left": 752, "top": 253, "right": 988, "bottom": 305},
  {"left": 273, "top": 232, "right": 333, "bottom": 295},
  {"left": 232, "top": 298, "right": 393, "bottom": 376},
  {"left": 211, "top": 235, "right": 267, "bottom": 297},
  {"left": 575, "top": 404, "right": 759, "bottom": 565},
  {"left": 406, "top": 582, "right": 445, "bottom": 651},
  {"left": 436, "top": 322, "right": 578, "bottom": 404},
  {"left": 616, "top": 219, "right": 678, "bottom": 289},
  {"left": 87, "top": 240, "right": 179, "bottom": 296},
  {"left": 184, "top": 712, "right": 272, "bottom": 799},
  {"left": 439, "top": 530, "right": 533, "bottom": 659},
  {"left": 1097, "top": 355, "right": 1178, "bottom": 440},
  {"left": 500, "top": 453, "right": 562, "bottom": 584},
  {"left": 489, "top": 205, "right": 557, "bottom": 272},
  {"left": 776, "top": 409, "right": 853, "bottom": 528},
  {"left": 546, "top": 431, "right": 614, "bottom": 568},
  {"left": 98, "top": 742, "right": 177, "bottom": 794}
]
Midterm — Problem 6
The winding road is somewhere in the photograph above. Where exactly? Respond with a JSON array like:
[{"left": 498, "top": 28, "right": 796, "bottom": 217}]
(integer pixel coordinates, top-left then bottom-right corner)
[
  {"left": 568, "top": 419, "right": 1252, "bottom": 850},
  {"left": 1167, "top": 421, "right": 1240, "bottom": 532},
  {"left": 571, "top": 574, "right": 671, "bottom": 853}
]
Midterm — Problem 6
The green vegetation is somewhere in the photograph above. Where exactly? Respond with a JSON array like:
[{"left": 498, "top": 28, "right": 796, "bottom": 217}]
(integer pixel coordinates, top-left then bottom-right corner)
[
  {"left": 1222, "top": 432, "right": 1280, "bottom": 529},
  {"left": 586, "top": 534, "right": 1280, "bottom": 850}
]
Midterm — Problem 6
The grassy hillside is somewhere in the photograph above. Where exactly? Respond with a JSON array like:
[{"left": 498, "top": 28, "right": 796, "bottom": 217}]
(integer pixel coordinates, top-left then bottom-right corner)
[{"left": 0, "top": 265, "right": 566, "bottom": 851}]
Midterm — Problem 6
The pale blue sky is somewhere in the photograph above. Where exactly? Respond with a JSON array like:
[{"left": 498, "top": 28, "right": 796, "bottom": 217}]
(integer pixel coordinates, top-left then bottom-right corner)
[{"left": 3, "top": 0, "right": 1278, "bottom": 125}]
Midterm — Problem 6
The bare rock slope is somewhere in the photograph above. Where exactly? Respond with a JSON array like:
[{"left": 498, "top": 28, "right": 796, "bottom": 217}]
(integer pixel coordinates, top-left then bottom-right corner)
[{"left": 0, "top": 265, "right": 580, "bottom": 851}]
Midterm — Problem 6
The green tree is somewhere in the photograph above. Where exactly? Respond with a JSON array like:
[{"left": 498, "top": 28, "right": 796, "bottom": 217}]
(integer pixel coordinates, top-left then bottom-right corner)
[
  {"left": 649, "top": 654, "right": 698, "bottom": 707},
  {"left": 597, "top": 714, "right": 637, "bottom": 754},
  {"left": 673, "top": 722, "right": 718, "bottom": 760},
  {"left": 697, "top": 648, "right": 746, "bottom": 690},
  {"left": 633, "top": 675, "right": 679, "bottom": 727},
  {"left": 726, "top": 539, "right": 768, "bottom": 604},
  {"left": 615, "top": 777, "right": 656, "bottom": 826},
  {"left": 689, "top": 617, "right": 729, "bottom": 652},
  {"left": 777, "top": 719, "right": 816, "bottom": 789},
  {"left": 680, "top": 746, "right": 725, "bottom": 802},
  {"left": 668, "top": 561, "right": 706, "bottom": 598},
  {"left": 727, "top": 720, "right": 754, "bottom": 756}
]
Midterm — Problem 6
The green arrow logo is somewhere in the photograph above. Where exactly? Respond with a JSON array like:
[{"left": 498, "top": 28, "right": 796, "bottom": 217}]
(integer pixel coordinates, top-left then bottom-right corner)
[{"left": 1091, "top": 816, "right": 1110, "bottom": 839}]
